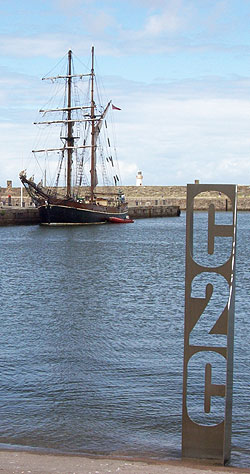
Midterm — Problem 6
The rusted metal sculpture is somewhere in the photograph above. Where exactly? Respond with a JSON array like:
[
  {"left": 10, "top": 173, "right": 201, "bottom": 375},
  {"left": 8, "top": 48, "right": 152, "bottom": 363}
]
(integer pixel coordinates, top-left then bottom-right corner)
[{"left": 182, "top": 184, "right": 237, "bottom": 464}]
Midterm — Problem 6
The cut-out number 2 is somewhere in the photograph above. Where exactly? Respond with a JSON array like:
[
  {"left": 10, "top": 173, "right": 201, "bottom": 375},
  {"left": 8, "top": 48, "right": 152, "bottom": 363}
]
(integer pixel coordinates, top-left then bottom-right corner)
[{"left": 189, "top": 272, "right": 229, "bottom": 347}]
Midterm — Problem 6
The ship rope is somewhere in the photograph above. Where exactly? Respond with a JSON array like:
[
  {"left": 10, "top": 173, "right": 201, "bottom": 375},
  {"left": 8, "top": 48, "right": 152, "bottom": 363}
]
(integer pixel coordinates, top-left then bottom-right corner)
[
  {"left": 55, "top": 149, "right": 65, "bottom": 189},
  {"left": 74, "top": 75, "right": 91, "bottom": 191},
  {"left": 109, "top": 105, "right": 122, "bottom": 185},
  {"left": 93, "top": 63, "right": 122, "bottom": 187},
  {"left": 99, "top": 146, "right": 110, "bottom": 186}
]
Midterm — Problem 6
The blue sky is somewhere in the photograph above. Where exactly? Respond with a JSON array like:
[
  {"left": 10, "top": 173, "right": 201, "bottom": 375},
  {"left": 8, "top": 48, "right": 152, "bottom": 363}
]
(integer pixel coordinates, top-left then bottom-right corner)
[{"left": 1, "top": 0, "right": 250, "bottom": 185}]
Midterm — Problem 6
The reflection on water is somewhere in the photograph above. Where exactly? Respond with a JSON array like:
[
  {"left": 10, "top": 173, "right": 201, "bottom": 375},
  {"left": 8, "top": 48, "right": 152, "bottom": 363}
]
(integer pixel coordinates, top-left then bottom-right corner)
[{"left": 0, "top": 213, "right": 249, "bottom": 467}]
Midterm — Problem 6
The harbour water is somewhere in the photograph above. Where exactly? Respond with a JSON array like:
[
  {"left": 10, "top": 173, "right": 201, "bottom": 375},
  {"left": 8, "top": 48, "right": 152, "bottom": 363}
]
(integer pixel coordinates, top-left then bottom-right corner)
[{"left": 0, "top": 212, "right": 249, "bottom": 467}]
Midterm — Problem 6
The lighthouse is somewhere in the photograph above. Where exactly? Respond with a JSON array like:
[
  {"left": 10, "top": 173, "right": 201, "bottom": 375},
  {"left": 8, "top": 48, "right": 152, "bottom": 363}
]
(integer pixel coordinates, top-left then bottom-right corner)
[{"left": 136, "top": 171, "right": 143, "bottom": 186}]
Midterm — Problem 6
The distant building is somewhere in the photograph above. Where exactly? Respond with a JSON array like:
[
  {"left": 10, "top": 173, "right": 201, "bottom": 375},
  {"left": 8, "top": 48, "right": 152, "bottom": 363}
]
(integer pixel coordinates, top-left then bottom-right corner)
[{"left": 136, "top": 171, "right": 143, "bottom": 186}]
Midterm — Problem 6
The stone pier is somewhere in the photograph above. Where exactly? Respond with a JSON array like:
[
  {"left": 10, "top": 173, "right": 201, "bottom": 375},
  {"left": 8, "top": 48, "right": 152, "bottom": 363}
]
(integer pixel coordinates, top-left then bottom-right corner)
[
  {"left": 1, "top": 183, "right": 250, "bottom": 210},
  {"left": 0, "top": 183, "right": 250, "bottom": 225}
]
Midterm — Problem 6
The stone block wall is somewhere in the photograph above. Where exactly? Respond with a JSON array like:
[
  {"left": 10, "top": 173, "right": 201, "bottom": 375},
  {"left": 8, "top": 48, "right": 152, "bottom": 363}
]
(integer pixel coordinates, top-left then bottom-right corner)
[
  {"left": 1, "top": 183, "right": 250, "bottom": 210},
  {"left": 0, "top": 207, "right": 40, "bottom": 225}
]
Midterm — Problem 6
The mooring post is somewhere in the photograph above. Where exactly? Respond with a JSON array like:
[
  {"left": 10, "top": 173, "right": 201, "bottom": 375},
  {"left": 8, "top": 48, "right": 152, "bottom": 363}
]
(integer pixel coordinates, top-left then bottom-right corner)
[{"left": 182, "top": 184, "right": 237, "bottom": 464}]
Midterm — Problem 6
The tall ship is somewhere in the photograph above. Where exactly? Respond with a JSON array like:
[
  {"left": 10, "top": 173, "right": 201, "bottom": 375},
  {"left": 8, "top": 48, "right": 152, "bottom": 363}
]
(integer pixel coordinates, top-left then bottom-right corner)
[{"left": 20, "top": 48, "right": 133, "bottom": 225}]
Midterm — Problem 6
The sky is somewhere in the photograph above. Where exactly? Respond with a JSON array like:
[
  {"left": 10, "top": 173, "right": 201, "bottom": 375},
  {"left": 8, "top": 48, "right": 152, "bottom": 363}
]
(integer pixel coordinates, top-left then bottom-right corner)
[{"left": 1, "top": 0, "right": 250, "bottom": 186}]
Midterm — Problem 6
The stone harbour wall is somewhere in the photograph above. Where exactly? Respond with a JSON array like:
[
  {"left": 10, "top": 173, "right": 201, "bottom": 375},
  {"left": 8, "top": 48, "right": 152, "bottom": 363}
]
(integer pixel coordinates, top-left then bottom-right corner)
[
  {"left": 0, "top": 207, "right": 40, "bottom": 225},
  {"left": 129, "top": 205, "right": 181, "bottom": 218},
  {"left": 1, "top": 183, "right": 250, "bottom": 212},
  {"left": 0, "top": 205, "right": 180, "bottom": 225}
]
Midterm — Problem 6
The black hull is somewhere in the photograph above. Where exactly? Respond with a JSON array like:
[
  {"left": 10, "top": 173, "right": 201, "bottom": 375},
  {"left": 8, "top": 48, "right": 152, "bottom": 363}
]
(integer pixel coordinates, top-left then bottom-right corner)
[{"left": 39, "top": 204, "right": 128, "bottom": 225}]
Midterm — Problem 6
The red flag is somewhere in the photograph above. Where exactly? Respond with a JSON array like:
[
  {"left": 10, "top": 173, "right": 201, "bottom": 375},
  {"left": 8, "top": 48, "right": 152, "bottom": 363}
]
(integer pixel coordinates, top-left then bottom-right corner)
[{"left": 112, "top": 104, "right": 121, "bottom": 110}]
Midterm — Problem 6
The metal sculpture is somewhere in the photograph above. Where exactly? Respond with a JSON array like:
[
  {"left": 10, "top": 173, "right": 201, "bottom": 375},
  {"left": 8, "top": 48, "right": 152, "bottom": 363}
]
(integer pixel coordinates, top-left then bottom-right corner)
[{"left": 182, "top": 184, "right": 237, "bottom": 464}]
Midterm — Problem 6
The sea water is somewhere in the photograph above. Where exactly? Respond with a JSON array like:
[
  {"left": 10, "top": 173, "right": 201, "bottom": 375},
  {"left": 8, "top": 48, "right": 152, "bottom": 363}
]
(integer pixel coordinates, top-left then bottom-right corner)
[{"left": 0, "top": 213, "right": 249, "bottom": 467}]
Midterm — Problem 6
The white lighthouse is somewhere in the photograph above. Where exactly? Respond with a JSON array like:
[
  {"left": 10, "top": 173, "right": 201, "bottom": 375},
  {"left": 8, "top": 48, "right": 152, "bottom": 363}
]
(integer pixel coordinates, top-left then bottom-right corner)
[{"left": 136, "top": 170, "right": 143, "bottom": 186}]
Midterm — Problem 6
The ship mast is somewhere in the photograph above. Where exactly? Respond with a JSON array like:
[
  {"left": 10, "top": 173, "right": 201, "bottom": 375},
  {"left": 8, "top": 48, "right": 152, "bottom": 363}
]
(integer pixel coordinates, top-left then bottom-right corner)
[
  {"left": 66, "top": 50, "right": 73, "bottom": 197},
  {"left": 32, "top": 50, "right": 94, "bottom": 196},
  {"left": 90, "top": 46, "right": 95, "bottom": 202},
  {"left": 32, "top": 48, "right": 109, "bottom": 199}
]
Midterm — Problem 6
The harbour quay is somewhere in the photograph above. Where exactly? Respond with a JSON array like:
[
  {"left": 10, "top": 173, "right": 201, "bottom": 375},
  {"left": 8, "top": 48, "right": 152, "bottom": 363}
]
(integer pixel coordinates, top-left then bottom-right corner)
[
  {"left": 1, "top": 182, "right": 250, "bottom": 224},
  {"left": 0, "top": 207, "right": 40, "bottom": 225},
  {"left": 118, "top": 184, "right": 250, "bottom": 211}
]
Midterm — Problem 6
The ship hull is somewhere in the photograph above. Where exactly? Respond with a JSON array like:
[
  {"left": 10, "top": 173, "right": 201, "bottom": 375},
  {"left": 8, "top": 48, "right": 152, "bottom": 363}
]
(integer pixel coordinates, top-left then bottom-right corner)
[{"left": 39, "top": 203, "right": 129, "bottom": 225}]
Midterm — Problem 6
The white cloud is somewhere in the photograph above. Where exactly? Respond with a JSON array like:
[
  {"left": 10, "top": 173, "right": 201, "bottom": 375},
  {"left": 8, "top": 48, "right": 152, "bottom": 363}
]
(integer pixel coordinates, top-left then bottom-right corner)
[
  {"left": 2, "top": 70, "right": 250, "bottom": 187},
  {"left": 143, "top": 0, "right": 189, "bottom": 36},
  {"left": 144, "top": 12, "right": 182, "bottom": 36},
  {"left": 0, "top": 35, "right": 70, "bottom": 58},
  {"left": 117, "top": 161, "right": 138, "bottom": 184},
  {"left": 0, "top": 34, "right": 123, "bottom": 60},
  {"left": 55, "top": 0, "right": 91, "bottom": 9},
  {"left": 110, "top": 81, "right": 250, "bottom": 185},
  {"left": 82, "top": 10, "right": 117, "bottom": 35},
  {"left": 114, "top": 0, "right": 192, "bottom": 49},
  {"left": 1, "top": 0, "right": 250, "bottom": 187}
]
